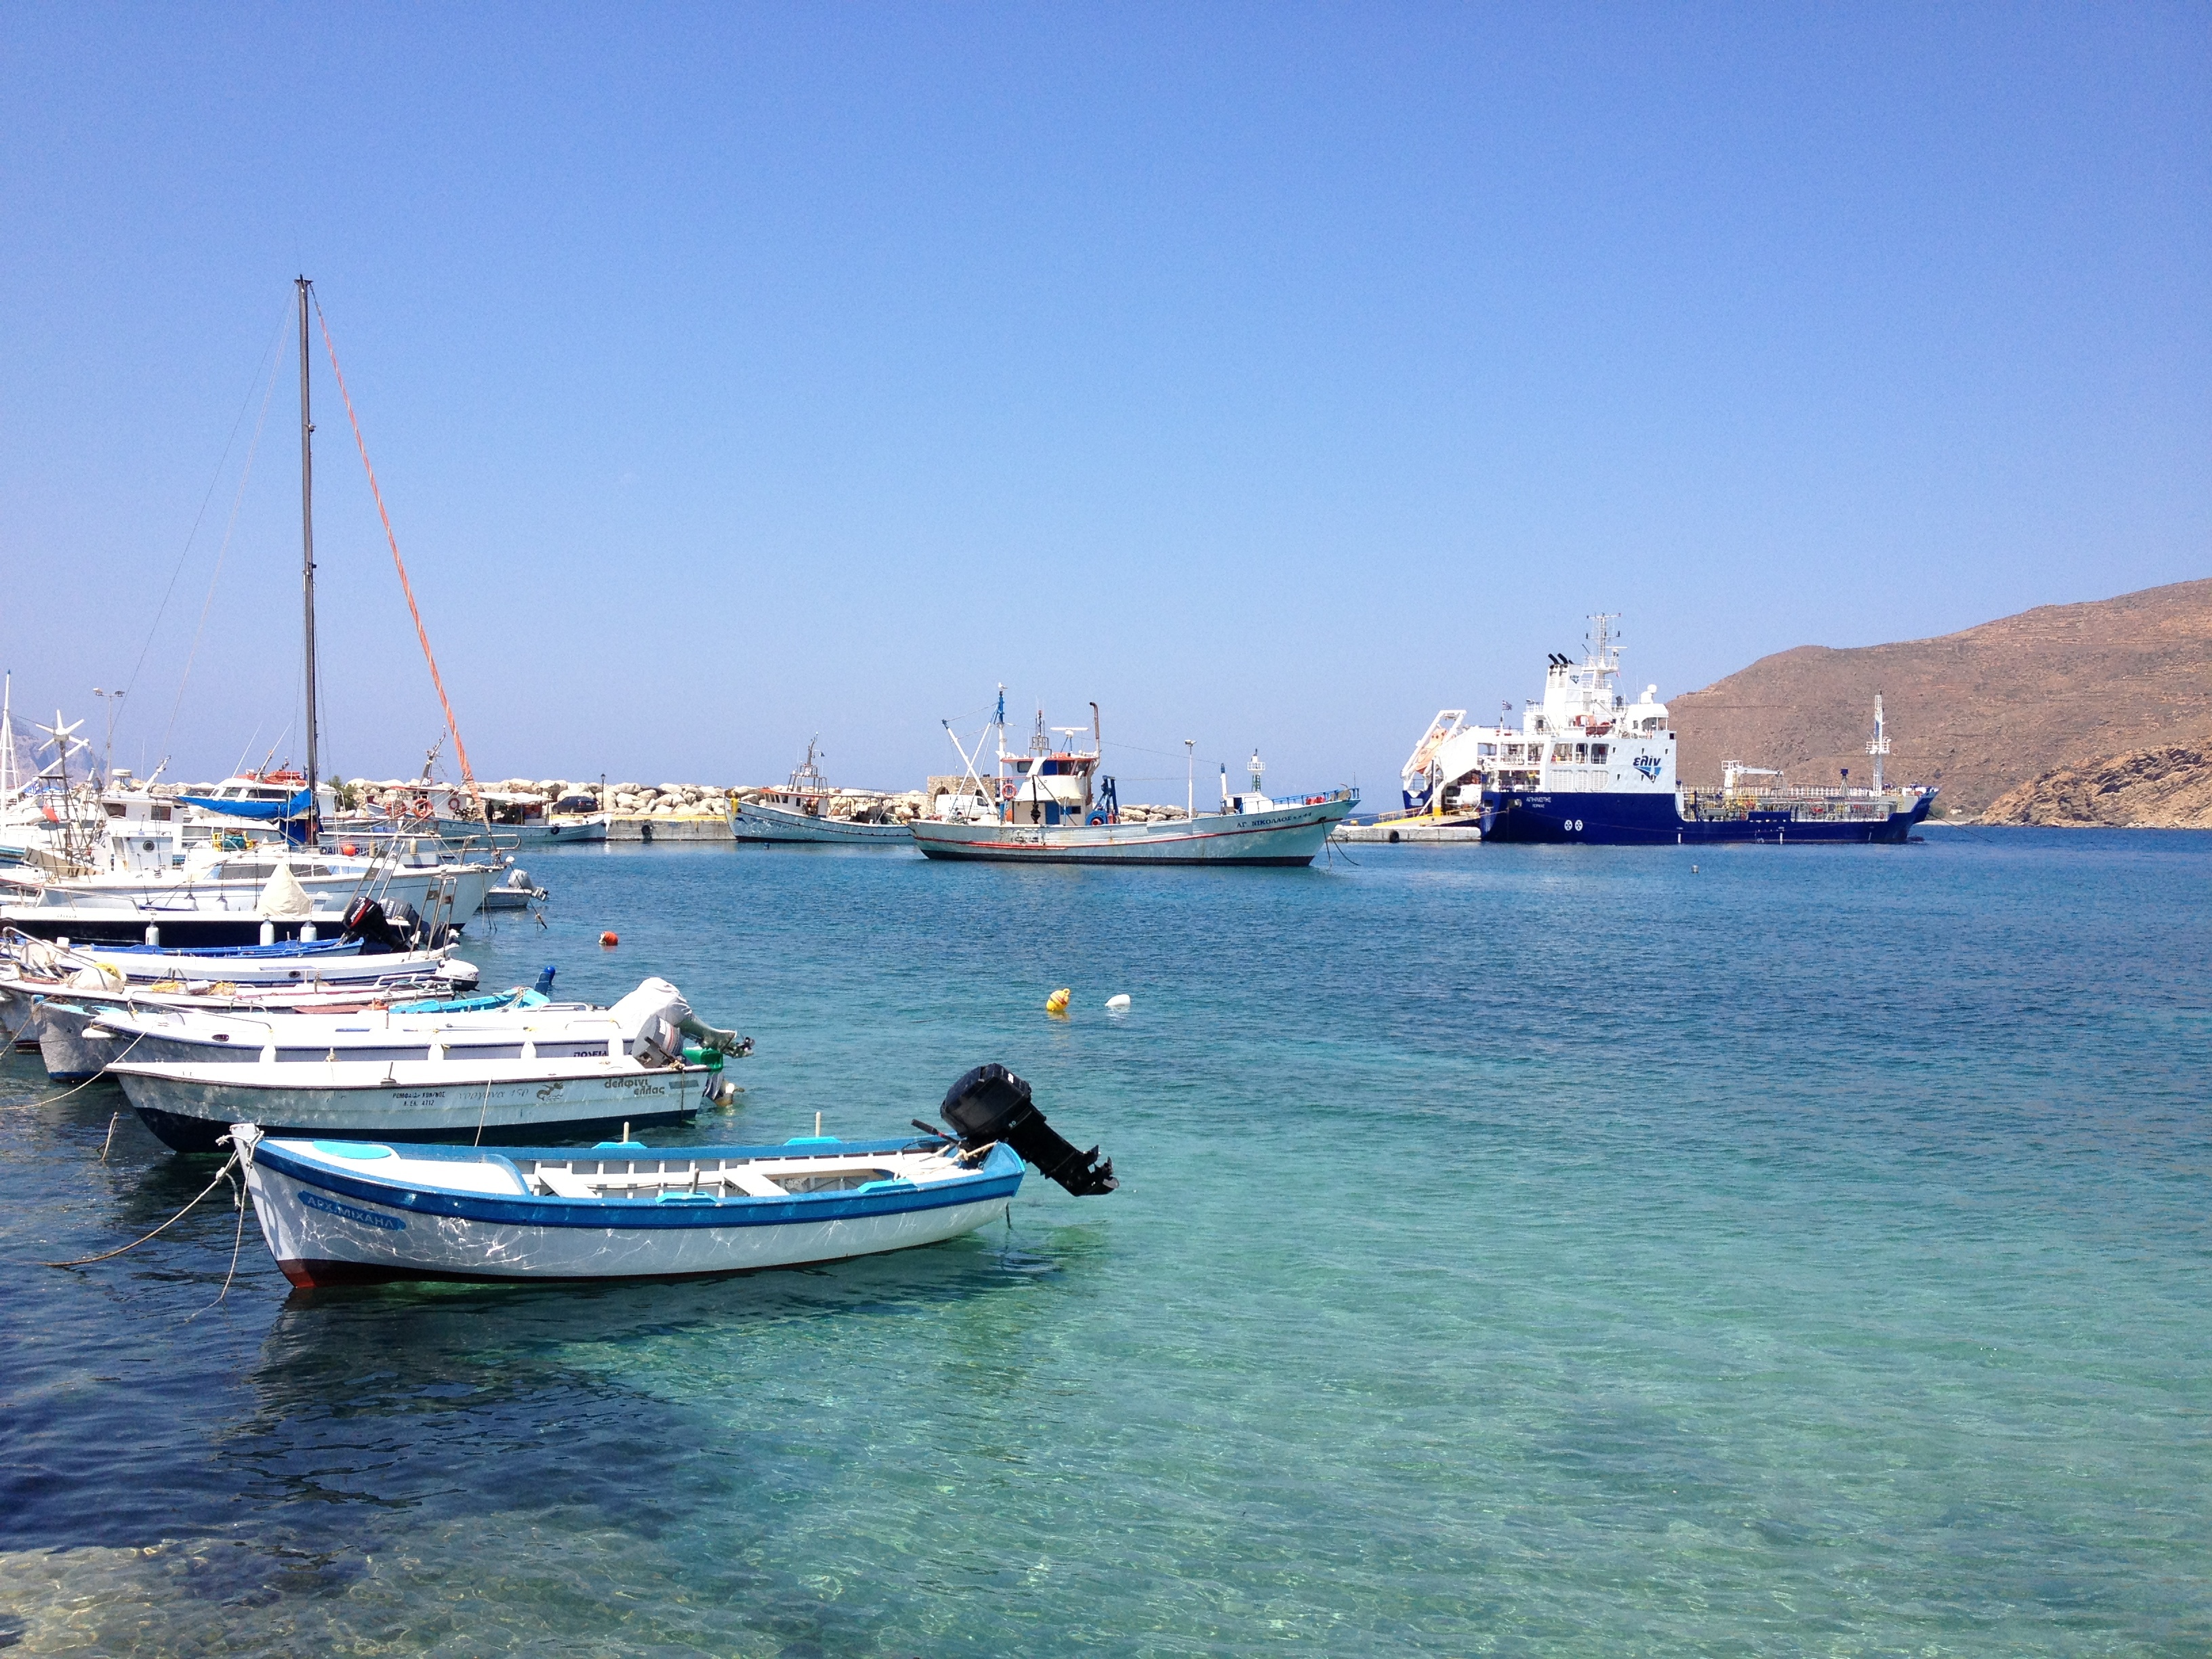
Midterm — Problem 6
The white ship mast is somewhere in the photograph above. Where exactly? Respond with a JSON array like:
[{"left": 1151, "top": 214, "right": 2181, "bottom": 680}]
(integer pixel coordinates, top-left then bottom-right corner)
[{"left": 1867, "top": 694, "right": 1890, "bottom": 795}]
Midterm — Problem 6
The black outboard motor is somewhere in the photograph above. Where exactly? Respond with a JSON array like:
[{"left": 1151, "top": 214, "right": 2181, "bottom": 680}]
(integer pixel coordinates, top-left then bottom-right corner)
[
  {"left": 340, "top": 897, "right": 414, "bottom": 954},
  {"left": 938, "top": 1063, "right": 1115, "bottom": 1196},
  {"left": 342, "top": 897, "right": 428, "bottom": 953}
]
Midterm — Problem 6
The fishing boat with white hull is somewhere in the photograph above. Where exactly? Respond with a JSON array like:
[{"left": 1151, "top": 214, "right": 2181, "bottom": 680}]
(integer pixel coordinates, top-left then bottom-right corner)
[
  {"left": 731, "top": 741, "right": 915, "bottom": 846},
  {"left": 230, "top": 1061, "right": 1112, "bottom": 1287},
  {"left": 18, "top": 967, "right": 489, "bottom": 1082},
  {"left": 1393, "top": 616, "right": 1936, "bottom": 846},
  {"left": 914, "top": 694, "right": 1356, "bottom": 866},
  {"left": 102, "top": 979, "right": 747, "bottom": 1151},
  {"left": 74, "top": 975, "right": 731, "bottom": 1072}
]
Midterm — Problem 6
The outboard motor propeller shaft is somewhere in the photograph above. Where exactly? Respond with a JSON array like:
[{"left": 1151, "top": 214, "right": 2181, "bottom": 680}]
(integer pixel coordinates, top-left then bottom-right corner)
[{"left": 939, "top": 1063, "right": 1115, "bottom": 1196}]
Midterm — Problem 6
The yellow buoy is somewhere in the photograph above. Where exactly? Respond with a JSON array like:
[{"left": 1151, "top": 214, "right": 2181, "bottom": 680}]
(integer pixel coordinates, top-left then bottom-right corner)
[{"left": 1044, "top": 987, "right": 1071, "bottom": 1017}]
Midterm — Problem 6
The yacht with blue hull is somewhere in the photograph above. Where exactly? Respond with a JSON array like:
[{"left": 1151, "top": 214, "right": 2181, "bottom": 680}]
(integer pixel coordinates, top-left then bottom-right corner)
[{"left": 1397, "top": 616, "right": 1936, "bottom": 846}]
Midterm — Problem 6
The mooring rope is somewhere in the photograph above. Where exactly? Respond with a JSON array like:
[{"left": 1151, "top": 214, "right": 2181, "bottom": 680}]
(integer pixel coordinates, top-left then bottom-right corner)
[
  {"left": 43, "top": 1149, "right": 242, "bottom": 1269},
  {"left": 188, "top": 1165, "right": 250, "bottom": 1321}
]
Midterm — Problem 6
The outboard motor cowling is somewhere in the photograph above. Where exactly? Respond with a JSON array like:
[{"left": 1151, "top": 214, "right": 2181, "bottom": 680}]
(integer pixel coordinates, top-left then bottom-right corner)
[
  {"left": 939, "top": 1063, "right": 1115, "bottom": 1196},
  {"left": 341, "top": 897, "right": 417, "bottom": 954}
]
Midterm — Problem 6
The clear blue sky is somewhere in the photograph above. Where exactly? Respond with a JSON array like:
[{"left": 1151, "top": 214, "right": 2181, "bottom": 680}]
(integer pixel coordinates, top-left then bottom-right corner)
[{"left": 3, "top": 3, "right": 2205, "bottom": 796}]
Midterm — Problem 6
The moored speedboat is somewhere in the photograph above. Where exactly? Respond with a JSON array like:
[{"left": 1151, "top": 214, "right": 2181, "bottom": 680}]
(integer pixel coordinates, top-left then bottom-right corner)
[
  {"left": 112, "top": 1050, "right": 720, "bottom": 1153},
  {"left": 103, "top": 977, "right": 749, "bottom": 1151}
]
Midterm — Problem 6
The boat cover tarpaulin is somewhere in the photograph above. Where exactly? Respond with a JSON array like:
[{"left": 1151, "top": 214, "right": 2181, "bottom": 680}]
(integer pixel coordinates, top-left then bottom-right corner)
[{"left": 177, "top": 789, "right": 315, "bottom": 823}]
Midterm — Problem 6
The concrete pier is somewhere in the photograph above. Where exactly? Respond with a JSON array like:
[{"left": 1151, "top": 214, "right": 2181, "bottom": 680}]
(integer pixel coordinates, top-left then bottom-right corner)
[
  {"left": 605, "top": 816, "right": 735, "bottom": 843},
  {"left": 1335, "top": 819, "right": 1483, "bottom": 844}
]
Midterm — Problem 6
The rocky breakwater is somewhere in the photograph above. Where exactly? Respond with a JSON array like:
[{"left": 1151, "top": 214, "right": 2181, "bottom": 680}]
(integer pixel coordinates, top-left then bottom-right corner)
[{"left": 598, "top": 783, "right": 735, "bottom": 841}]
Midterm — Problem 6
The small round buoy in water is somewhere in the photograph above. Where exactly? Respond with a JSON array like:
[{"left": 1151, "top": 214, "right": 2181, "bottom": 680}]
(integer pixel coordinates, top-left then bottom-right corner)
[
  {"left": 600, "top": 930, "right": 619, "bottom": 947},
  {"left": 1045, "top": 987, "right": 1071, "bottom": 1016},
  {"left": 1106, "top": 994, "right": 1131, "bottom": 1012}
]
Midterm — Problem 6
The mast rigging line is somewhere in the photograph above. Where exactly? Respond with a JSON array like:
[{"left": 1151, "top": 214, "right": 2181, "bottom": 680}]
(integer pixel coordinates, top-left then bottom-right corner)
[
  {"left": 161, "top": 311, "right": 291, "bottom": 767},
  {"left": 310, "top": 291, "right": 485, "bottom": 819},
  {"left": 122, "top": 298, "right": 293, "bottom": 716}
]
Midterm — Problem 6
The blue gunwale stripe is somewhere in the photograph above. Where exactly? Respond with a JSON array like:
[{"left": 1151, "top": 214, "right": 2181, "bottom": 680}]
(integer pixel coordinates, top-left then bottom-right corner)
[{"left": 255, "top": 1141, "right": 1022, "bottom": 1230}]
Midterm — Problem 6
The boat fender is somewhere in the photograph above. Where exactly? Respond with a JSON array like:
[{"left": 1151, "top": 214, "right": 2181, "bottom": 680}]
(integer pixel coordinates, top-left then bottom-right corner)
[{"left": 939, "top": 1063, "right": 1115, "bottom": 1197}]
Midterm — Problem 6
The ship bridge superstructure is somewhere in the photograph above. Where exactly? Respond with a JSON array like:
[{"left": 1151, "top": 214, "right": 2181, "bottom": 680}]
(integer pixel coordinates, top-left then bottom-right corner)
[{"left": 1402, "top": 615, "right": 1676, "bottom": 816}]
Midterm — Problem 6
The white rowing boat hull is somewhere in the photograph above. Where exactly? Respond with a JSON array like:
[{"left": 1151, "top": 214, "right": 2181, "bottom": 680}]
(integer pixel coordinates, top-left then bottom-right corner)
[
  {"left": 237, "top": 1131, "right": 1023, "bottom": 1286},
  {"left": 730, "top": 802, "right": 915, "bottom": 844},
  {"left": 912, "top": 794, "right": 1357, "bottom": 865},
  {"left": 109, "top": 1054, "right": 715, "bottom": 1153}
]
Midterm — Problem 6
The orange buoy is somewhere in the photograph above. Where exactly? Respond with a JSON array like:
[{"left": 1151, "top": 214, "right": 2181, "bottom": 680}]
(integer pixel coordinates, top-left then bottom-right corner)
[
  {"left": 339, "top": 842, "right": 359, "bottom": 856},
  {"left": 600, "top": 930, "right": 619, "bottom": 947}
]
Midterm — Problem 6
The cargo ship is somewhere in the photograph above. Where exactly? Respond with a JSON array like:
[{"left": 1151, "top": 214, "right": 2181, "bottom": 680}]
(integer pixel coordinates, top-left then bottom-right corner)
[{"left": 1393, "top": 616, "right": 1936, "bottom": 845}]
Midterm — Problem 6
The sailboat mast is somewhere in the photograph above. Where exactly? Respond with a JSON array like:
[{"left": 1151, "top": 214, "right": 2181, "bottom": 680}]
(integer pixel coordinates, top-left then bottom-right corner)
[{"left": 297, "top": 275, "right": 320, "bottom": 800}]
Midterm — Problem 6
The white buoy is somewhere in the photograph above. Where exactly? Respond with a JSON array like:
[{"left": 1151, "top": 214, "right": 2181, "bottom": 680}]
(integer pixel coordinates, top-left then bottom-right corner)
[{"left": 1106, "top": 994, "right": 1132, "bottom": 1011}]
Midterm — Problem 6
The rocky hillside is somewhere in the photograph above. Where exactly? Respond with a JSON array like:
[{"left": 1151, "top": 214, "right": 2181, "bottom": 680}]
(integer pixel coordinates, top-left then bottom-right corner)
[
  {"left": 1671, "top": 577, "right": 2212, "bottom": 818},
  {"left": 1980, "top": 746, "right": 2212, "bottom": 827}
]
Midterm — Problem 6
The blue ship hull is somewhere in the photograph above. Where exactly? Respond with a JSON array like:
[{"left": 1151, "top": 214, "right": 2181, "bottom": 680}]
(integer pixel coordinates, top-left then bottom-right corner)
[{"left": 1479, "top": 788, "right": 1933, "bottom": 845}]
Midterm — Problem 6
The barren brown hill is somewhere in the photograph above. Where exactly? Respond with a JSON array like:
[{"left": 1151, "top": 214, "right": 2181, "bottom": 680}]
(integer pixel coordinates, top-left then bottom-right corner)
[
  {"left": 1982, "top": 745, "right": 2212, "bottom": 828},
  {"left": 1671, "top": 577, "right": 2212, "bottom": 817}
]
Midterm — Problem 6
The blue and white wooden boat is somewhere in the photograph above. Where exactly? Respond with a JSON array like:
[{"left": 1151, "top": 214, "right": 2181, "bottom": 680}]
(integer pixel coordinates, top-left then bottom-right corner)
[
  {"left": 231, "top": 1061, "right": 1113, "bottom": 1286},
  {"left": 234, "top": 1128, "right": 1025, "bottom": 1286}
]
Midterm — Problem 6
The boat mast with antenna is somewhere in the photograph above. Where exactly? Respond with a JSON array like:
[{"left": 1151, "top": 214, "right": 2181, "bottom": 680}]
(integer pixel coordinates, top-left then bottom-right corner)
[{"left": 297, "top": 274, "right": 320, "bottom": 811}]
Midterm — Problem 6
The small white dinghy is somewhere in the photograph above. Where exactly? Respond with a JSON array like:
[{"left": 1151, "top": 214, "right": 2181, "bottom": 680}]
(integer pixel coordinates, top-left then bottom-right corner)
[{"left": 232, "top": 1063, "right": 1115, "bottom": 1287}]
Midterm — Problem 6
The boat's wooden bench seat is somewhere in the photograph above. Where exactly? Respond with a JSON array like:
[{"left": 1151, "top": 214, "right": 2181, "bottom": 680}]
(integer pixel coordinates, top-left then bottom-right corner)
[{"left": 527, "top": 1156, "right": 948, "bottom": 1202}]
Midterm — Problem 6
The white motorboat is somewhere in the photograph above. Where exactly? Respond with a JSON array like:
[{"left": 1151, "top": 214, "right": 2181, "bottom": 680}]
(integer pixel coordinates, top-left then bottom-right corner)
[
  {"left": 0, "top": 931, "right": 458, "bottom": 988},
  {"left": 731, "top": 740, "right": 915, "bottom": 845},
  {"left": 228, "top": 1061, "right": 1112, "bottom": 1286},
  {"left": 480, "top": 863, "right": 548, "bottom": 911},
  {"left": 77, "top": 975, "right": 737, "bottom": 1073},
  {"left": 914, "top": 693, "right": 1357, "bottom": 866},
  {"left": 12, "top": 967, "right": 482, "bottom": 1082},
  {"left": 104, "top": 978, "right": 749, "bottom": 1150},
  {"left": 0, "top": 843, "right": 491, "bottom": 949},
  {"left": 115, "top": 1051, "right": 721, "bottom": 1153}
]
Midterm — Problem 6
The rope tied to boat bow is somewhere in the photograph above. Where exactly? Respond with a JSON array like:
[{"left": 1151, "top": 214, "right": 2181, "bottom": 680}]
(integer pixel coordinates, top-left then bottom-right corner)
[{"left": 43, "top": 1146, "right": 242, "bottom": 1269}]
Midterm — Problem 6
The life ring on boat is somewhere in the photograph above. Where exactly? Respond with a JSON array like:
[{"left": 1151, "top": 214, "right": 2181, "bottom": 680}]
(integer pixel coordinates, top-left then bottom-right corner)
[{"left": 411, "top": 799, "right": 434, "bottom": 821}]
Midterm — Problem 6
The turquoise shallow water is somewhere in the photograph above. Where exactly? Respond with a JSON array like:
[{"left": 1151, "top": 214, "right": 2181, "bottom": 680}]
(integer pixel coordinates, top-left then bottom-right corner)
[{"left": 2, "top": 830, "right": 2207, "bottom": 1655}]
